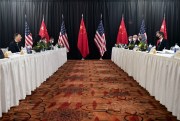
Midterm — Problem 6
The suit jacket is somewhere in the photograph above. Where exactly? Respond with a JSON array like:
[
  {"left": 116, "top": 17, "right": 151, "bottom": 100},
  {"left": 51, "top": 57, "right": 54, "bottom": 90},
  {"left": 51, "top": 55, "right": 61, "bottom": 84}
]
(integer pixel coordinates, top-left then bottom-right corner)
[
  {"left": 8, "top": 41, "right": 22, "bottom": 53},
  {"left": 135, "top": 40, "right": 140, "bottom": 45},
  {"left": 0, "top": 49, "right": 4, "bottom": 59},
  {"left": 156, "top": 39, "right": 168, "bottom": 51},
  {"left": 131, "top": 40, "right": 140, "bottom": 45},
  {"left": 128, "top": 41, "right": 134, "bottom": 45}
]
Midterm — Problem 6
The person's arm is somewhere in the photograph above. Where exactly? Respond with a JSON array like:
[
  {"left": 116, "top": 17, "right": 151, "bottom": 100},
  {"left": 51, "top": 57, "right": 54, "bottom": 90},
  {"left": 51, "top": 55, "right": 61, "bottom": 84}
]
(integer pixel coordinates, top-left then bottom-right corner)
[
  {"left": 0, "top": 49, "right": 4, "bottom": 59},
  {"left": 8, "top": 42, "right": 16, "bottom": 53}
]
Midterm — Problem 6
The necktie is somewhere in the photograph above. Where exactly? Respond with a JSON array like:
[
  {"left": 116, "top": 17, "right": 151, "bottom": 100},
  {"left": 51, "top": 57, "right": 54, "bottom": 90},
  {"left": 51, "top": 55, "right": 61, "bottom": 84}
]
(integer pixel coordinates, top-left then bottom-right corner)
[{"left": 16, "top": 43, "right": 20, "bottom": 51}]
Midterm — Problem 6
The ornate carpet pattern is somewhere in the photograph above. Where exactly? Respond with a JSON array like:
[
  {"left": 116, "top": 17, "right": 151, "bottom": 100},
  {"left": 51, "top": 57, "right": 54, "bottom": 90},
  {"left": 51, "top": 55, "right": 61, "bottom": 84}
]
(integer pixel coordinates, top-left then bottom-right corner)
[{"left": 0, "top": 60, "right": 178, "bottom": 121}]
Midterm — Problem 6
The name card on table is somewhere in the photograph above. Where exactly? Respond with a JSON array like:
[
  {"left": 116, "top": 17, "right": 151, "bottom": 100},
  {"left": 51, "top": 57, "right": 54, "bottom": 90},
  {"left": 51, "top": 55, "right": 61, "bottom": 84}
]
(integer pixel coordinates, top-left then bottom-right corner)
[
  {"left": 174, "top": 51, "right": 180, "bottom": 59},
  {"left": 4, "top": 51, "right": 12, "bottom": 58},
  {"left": 149, "top": 47, "right": 157, "bottom": 54}
]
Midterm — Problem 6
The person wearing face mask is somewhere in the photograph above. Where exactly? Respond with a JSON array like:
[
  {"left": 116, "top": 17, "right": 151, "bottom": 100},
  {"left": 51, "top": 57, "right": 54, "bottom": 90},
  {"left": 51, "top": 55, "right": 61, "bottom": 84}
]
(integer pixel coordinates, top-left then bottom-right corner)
[
  {"left": 132, "top": 35, "right": 139, "bottom": 45},
  {"left": 138, "top": 35, "right": 142, "bottom": 41},
  {"left": 138, "top": 34, "right": 147, "bottom": 42},
  {"left": 8, "top": 33, "right": 23, "bottom": 53},
  {"left": 128, "top": 36, "right": 133, "bottom": 45},
  {"left": 156, "top": 31, "right": 168, "bottom": 51}
]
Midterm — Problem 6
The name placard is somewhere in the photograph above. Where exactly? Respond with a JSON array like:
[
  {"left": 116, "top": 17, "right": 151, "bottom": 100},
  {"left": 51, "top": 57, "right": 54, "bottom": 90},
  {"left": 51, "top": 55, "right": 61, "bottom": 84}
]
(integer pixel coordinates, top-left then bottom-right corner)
[{"left": 174, "top": 51, "right": 180, "bottom": 59}]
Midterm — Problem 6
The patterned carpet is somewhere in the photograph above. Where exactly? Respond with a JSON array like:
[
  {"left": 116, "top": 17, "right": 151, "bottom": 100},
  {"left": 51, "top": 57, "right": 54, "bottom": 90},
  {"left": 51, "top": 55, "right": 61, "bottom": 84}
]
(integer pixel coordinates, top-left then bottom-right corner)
[{"left": 0, "top": 60, "right": 178, "bottom": 121}]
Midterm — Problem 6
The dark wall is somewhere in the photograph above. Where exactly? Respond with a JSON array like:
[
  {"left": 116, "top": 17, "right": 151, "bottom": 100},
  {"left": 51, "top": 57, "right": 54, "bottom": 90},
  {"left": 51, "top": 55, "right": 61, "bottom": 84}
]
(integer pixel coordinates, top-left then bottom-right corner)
[{"left": 0, "top": 0, "right": 180, "bottom": 59}]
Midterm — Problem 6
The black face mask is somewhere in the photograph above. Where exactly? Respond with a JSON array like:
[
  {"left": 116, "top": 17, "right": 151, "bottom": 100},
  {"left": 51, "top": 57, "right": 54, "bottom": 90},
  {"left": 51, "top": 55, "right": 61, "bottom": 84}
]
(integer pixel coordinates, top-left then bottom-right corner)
[{"left": 156, "top": 35, "right": 160, "bottom": 39}]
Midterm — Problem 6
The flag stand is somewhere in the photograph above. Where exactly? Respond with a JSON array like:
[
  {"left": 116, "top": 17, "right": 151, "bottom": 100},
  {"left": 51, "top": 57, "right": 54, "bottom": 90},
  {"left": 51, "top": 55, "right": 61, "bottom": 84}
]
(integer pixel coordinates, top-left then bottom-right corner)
[
  {"left": 100, "top": 57, "right": 103, "bottom": 60},
  {"left": 81, "top": 58, "right": 85, "bottom": 60}
]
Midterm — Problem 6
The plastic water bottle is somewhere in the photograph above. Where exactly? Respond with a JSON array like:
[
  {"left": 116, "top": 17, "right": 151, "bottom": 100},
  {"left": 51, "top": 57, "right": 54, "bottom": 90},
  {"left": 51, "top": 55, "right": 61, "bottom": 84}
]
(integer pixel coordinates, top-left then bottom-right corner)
[
  {"left": 174, "top": 43, "right": 179, "bottom": 53},
  {"left": 148, "top": 44, "right": 152, "bottom": 52}
]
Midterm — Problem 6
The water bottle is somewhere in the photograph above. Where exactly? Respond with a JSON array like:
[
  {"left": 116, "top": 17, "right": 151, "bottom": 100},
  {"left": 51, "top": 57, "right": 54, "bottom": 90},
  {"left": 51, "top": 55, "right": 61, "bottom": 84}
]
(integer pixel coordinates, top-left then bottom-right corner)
[
  {"left": 174, "top": 43, "right": 179, "bottom": 53},
  {"left": 174, "top": 48, "right": 177, "bottom": 53},
  {"left": 148, "top": 44, "right": 152, "bottom": 52}
]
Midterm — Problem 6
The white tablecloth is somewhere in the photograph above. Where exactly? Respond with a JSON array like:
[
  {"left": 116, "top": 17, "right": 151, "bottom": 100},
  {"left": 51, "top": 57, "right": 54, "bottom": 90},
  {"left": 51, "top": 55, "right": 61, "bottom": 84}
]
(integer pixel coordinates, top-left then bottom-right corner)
[
  {"left": 111, "top": 47, "right": 180, "bottom": 120},
  {"left": 0, "top": 48, "right": 67, "bottom": 117}
]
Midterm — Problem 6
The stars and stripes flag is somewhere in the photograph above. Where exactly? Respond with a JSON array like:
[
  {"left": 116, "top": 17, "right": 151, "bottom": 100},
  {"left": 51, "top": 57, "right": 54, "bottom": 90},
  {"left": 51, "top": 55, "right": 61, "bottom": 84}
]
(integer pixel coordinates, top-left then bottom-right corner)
[
  {"left": 25, "top": 15, "right": 33, "bottom": 47},
  {"left": 58, "top": 15, "right": 70, "bottom": 52},
  {"left": 94, "top": 15, "right": 106, "bottom": 57},
  {"left": 139, "top": 19, "right": 147, "bottom": 42}
]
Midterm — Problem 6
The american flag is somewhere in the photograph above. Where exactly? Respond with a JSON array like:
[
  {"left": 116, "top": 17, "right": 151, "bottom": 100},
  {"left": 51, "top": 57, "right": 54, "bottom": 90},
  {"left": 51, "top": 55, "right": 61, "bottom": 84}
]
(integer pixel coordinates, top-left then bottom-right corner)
[
  {"left": 139, "top": 19, "right": 147, "bottom": 42},
  {"left": 58, "top": 16, "right": 70, "bottom": 52},
  {"left": 25, "top": 19, "right": 33, "bottom": 47},
  {"left": 94, "top": 19, "right": 106, "bottom": 57}
]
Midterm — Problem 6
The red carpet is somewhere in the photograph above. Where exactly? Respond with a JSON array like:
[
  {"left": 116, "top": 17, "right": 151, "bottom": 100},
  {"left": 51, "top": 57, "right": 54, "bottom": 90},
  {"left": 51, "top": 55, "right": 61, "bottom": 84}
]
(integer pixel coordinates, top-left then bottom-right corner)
[{"left": 0, "top": 60, "right": 178, "bottom": 121}]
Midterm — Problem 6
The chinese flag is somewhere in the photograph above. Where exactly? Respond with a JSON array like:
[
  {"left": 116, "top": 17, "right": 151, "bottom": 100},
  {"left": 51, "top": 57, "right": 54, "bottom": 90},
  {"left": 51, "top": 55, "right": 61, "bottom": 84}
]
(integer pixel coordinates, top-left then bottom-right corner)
[
  {"left": 39, "top": 18, "right": 50, "bottom": 42},
  {"left": 116, "top": 16, "right": 128, "bottom": 44},
  {"left": 77, "top": 16, "right": 89, "bottom": 58},
  {"left": 160, "top": 18, "right": 167, "bottom": 39}
]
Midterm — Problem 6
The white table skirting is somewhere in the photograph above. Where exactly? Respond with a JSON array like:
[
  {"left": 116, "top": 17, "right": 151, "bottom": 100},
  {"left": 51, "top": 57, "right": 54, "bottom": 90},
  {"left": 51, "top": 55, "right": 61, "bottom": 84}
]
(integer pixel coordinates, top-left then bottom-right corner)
[
  {"left": 111, "top": 47, "right": 180, "bottom": 120},
  {"left": 0, "top": 48, "right": 67, "bottom": 117}
]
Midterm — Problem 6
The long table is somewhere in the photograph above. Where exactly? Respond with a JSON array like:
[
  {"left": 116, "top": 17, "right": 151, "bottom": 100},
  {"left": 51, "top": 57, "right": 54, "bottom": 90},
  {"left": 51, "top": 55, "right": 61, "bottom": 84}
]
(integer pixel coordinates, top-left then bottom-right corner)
[
  {"left": 111, "top": 47, "right": 180, "bottom": 120},
  {"left": 0, "top": 48, "right": 67, "bottom": 117}
]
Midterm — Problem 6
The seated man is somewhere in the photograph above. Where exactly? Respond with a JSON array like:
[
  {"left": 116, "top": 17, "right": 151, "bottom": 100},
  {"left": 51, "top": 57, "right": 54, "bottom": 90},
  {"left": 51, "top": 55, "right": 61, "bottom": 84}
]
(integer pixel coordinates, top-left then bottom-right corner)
[
  {"left": 156, "top": 31, "right": 168, "bottom": 51},
  {"left": 8, "top": 33, "right": 22, "bottom": 53},
  {"left": 132, "top": 35, "right": 140, "bottom": 45},
  {"left": 0, "top": 48, "right": 4, "bottom": 59},
  {"left": 138, "top": 34, "right": 146, "bottom": 42},
  {"left": 128, "top": 36, "right": 133, "bottom": 45}
]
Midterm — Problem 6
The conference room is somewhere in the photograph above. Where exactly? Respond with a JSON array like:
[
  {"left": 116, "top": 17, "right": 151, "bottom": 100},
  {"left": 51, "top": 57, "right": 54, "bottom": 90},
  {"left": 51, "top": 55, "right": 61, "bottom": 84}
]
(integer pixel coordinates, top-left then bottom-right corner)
[{"left": 0, "top": 0, "right": 180, "bottom": 120}]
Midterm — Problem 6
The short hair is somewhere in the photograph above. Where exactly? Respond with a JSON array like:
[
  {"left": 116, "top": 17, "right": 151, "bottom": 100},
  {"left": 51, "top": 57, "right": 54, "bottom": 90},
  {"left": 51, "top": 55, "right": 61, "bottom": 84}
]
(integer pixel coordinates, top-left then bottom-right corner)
[
  {"left": 156, "top": 31, "right": 160, "bottom": 34},
  {"left": 14, "top": 33, "right": 19, "bottom": 39},
  {"left": 128, "top": 36, "right": 132, "bottom": 39},
  {"left": 133, "top": 35, "right": 138, "bottom": 38}
]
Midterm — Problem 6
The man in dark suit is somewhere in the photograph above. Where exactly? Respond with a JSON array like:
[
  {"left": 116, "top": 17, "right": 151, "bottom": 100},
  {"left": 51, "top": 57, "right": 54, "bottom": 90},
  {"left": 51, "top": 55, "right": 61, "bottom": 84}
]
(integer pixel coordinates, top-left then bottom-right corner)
[
  {"left": 0, "top": 49, "right": 4, "bottom": 59},
  {"left": 132, "top": 35, "right": 140, "bottom": 45},
  {"left": 156, "top": 31, "right": 168, "bottom": 51},
  {"left": 128, "top": 36, "right": 133, "bottom": 45},
  {"left": 8, "top": 33, "right": 22, "bottom": 53}
]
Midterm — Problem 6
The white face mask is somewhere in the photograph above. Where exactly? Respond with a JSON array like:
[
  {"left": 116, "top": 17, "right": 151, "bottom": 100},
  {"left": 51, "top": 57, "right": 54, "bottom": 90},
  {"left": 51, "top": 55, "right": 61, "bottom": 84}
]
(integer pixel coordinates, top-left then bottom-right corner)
[
  {"left": 129, "top": 39, "right": 132, "bottom": 41},
  {"left": 133, "top": 38, "right": 136, "bottom": 41}
]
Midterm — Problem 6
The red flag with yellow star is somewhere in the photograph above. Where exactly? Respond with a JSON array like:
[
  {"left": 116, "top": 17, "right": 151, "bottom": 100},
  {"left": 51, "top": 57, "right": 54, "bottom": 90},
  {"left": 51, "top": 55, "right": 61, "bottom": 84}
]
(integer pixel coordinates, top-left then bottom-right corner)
[
  {"left": 116, "top": 16, "right": 128, "bottom": 44},
  {"left": 160, "top": 16, "right": 167, "bottom": 39},
  {"left": 77, "top": 15, "right": 89, "bottom": 58},
  {"left": 39, "top": 16, "right": 50, "bottom": 42}
]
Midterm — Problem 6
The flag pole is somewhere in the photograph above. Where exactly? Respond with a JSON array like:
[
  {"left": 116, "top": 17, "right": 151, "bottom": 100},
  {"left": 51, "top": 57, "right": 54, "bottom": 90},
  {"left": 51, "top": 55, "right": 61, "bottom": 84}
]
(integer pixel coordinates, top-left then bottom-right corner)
[
  {"left": 81, "top": 13, "right": 84, "bottom": 60},
  {"left": 43, "top": 14, "right": 44, "bottom": 21},
  {"left": 25, "top": 14, "right": 26, "bottom": 47},
  {"left": 100, "top": 13, "right": 103, "bottom": 61},
  {"left": 25, "top": 14, "right": 26, "bottom": 26},
  {"left": 62, "top": 14, "right": 64, "bottom": 19}
]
